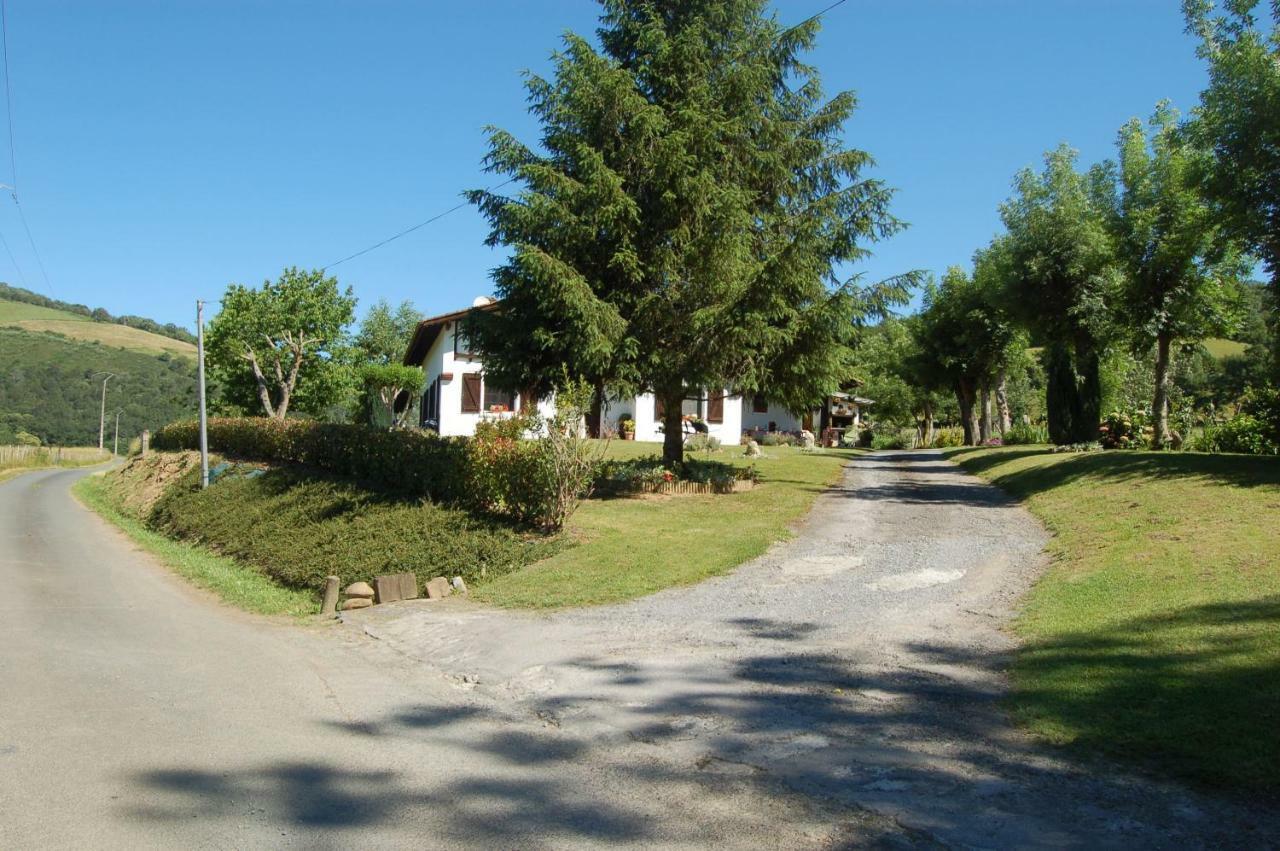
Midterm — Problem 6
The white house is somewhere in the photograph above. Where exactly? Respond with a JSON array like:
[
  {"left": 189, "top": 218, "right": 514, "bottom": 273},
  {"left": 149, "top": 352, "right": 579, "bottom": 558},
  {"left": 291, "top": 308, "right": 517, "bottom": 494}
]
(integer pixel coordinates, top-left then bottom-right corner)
[
  {"left": 741, "top": 387, "right": 873, "bottom": 446},
  {"left": 402, "top": 299, "right": 744, "bottom": 444}
]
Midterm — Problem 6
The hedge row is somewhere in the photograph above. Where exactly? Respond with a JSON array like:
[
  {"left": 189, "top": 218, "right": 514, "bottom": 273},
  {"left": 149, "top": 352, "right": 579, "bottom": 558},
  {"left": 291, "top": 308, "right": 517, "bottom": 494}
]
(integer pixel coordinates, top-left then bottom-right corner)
[{"left": 152, "top": 418, "right": 473, "bottom": 503}]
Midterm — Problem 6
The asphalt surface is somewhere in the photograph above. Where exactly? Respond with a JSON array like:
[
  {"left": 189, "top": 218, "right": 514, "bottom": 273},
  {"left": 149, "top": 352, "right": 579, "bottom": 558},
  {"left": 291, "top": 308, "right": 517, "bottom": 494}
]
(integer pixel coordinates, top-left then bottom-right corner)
[{"left": 1, "top": 454, "right": 1274, "bottom": 848}]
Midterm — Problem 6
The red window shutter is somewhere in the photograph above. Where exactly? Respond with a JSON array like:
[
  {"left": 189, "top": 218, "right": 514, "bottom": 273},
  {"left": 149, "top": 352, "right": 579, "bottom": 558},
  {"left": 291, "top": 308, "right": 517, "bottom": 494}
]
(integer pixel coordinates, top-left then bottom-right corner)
[
  {"left": 707, "top": 391, "right": 724, "bottom": 424},
  {"left": 461, "top": 373, "right": 482, "bottom": 413}
]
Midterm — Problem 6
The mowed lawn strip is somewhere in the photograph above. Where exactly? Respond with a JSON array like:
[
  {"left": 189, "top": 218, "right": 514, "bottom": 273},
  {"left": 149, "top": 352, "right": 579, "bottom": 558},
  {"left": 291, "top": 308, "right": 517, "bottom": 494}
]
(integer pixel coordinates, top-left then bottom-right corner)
[
  {"left": 945, "top": 446, "right": 1280, "bottom": 794},
  {"left": 74, "top": 472, "right": 318, "bottom": 619},
  {"left": 475, "top": 443, "right": 858, "bottom": 609}
]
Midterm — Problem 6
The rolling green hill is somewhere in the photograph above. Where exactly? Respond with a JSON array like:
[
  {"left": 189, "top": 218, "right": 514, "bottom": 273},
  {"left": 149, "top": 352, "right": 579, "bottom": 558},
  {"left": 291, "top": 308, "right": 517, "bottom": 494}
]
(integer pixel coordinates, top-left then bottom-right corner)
[
  {"left": 0, "top": 326, "right": 198, "bottom": 447},
  {"left": 0, "top": 297, "right": 196, "bottom": 358}
]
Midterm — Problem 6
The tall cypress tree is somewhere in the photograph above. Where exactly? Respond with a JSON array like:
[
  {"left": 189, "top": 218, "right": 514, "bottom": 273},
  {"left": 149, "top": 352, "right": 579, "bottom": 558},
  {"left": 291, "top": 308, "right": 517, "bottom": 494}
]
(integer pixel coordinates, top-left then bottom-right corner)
[{"left": 468, "top": 0, "right": 913, "bottom": 466}]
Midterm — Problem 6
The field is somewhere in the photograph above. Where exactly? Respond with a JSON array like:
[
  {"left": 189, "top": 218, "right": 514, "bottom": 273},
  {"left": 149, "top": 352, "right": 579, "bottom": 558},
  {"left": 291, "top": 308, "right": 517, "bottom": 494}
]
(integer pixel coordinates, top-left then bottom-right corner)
[
  {"left": 475, "top": 442, "right": 857, "bottom": 608},
  {"left": 0, "top": 444, "right": 110, "bottom": 483},
  {"left": 946, "top": 446, "right": 1280, "bottom": 794},
  {"left": 0, "top": 298, "right": 196, "bottom": 357}
]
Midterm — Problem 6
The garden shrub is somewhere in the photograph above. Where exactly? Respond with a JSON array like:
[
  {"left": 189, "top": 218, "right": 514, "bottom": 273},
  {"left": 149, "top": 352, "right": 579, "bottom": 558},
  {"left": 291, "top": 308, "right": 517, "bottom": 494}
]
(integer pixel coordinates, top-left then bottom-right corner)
[
  {"left": 870, "top": 428, "right": 914, "bottom": 450},
  {"left": 1098, "top": 409, "right": 1151, "bottom": 449},
  {"left": 758, "top": 431, "right": 797, "bottom": 447},
  {"left": 684, "top": 433, "right": 721, "bottom": 454},
  {"left": 1003, "top": 422, "right": 1048, "bottom": 445},
  {"left": 154, "top": 405, "right": 603, "bottom": 531},
  {"left": 931, "top": 427, "right": 964, "bottom": 448},
  {"left": 593, "top": 454, "right": 755, "bottom": 493}
]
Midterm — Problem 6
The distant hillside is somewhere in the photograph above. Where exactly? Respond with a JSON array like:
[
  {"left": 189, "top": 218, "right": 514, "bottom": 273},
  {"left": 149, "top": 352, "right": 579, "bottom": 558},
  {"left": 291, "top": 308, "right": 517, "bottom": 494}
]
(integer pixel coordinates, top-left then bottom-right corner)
[
  {"left": 0, "top": 328, "right": 197, "bottom": 446},
  {"left": 0, "top": 296, "right": 196, "bottom": 358},
  {"left": 0, "top": 283, "right": 196, "bottom": 349}
]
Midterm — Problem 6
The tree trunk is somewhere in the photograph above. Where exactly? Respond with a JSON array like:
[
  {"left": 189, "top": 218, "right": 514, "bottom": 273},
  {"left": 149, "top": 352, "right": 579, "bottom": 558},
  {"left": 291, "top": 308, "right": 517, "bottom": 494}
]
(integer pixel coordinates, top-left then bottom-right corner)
[
  {"left": 995, "top": 370, "right": 1011, "bottom": 435},
  {"left": 922, "top": 401, "right": 935, "bottom": 448},
  {"left": 660, "top": 390, "right": 685, "bottom": 469},
  {"left": 1152, "top": 331, "right": 1174, "bottom": 449},
  {"left": 979, "top": 382, "right": 993, "bottom": 444},
  {"left": 955, "top": 379, "right": 980, "bottom": 446}
]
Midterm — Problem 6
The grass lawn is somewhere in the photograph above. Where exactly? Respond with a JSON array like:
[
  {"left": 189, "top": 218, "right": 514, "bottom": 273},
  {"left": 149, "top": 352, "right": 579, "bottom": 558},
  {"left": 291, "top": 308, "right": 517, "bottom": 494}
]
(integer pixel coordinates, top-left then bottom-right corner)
[
  {"left": 946, "top": 445, "right": 1280, "bottom": 794},
  {"left": 75, "top": 472, "right": 318, "bottom": 618},
  {"left": 474, "top": 442, "right": 858, "bottom": 608}
]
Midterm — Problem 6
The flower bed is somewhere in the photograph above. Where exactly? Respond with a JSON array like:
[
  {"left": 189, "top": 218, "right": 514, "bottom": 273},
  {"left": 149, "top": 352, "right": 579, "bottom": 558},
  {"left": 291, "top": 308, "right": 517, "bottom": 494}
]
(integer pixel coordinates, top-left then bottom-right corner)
[{"left": 593, "top": 455, "right": 759, "bottom": 496}]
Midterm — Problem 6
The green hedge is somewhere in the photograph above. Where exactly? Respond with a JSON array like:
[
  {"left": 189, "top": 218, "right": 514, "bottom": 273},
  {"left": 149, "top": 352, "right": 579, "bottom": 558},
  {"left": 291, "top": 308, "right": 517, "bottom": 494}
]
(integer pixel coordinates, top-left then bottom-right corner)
[{"left": 153, "top": 418, "right": 472, "bottom": 503}]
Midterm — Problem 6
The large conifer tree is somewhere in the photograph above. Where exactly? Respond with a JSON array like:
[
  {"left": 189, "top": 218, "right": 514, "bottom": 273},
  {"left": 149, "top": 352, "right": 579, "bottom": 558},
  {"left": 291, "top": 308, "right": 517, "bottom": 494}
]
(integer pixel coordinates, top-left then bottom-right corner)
[{"left": 468, "top": 0, "right": 912, "bottom": 465}]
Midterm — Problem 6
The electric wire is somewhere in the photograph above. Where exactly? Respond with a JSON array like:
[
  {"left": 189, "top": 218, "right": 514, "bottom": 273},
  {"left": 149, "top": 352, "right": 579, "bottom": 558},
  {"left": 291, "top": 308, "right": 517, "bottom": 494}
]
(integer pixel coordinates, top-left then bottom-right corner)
[{"left": 0, "top": 0, "right": 52, "bottom": 294}]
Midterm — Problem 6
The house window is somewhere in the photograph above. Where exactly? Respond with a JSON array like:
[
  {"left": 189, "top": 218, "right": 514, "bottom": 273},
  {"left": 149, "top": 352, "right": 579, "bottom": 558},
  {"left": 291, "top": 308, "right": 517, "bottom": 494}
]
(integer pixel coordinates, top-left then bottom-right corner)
[
  {"left": 752, "top": 394, "right": 768, "bottom": 414},
  {"left": 707, "top": 391, "right": 725, "bottom": 424},
  {"left": 461, "top": 373, "right": 482, "bottom": 413},
  {"left": 483, "top": 380, "right": 516, "bottom": 413},
  {"left": 421, "top": 378, "right": 440, "bottom": 426}
]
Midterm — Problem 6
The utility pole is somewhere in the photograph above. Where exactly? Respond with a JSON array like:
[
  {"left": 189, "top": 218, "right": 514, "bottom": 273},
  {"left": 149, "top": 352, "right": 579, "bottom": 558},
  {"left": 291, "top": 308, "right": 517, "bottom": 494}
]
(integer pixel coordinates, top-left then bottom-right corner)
[
  {"left": 113, "top": 410, "right": 122, "bottom": 456},
  {"left": 196, "top": 300, "right": 209, "bottom": 489},
  {"left": 93, "top": 372, "right": 115, "bottom": 451}
]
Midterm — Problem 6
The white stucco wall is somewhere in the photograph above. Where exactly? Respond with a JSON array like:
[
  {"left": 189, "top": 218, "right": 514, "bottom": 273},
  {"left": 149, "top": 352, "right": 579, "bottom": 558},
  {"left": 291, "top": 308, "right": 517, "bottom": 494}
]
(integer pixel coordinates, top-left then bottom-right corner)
[
  {"left": 421, "top": 322, "right": 543, "bottom": 437},
  {"left": 741, "top": 400, "right": 807, "bottom": 434}
]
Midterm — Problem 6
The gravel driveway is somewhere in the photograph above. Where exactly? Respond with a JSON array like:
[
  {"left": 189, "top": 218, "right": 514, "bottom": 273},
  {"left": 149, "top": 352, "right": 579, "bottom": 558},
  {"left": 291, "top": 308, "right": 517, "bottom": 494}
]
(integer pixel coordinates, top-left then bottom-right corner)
[{"left": 357, "top": 449, "right": 1276, "bottom": 848}]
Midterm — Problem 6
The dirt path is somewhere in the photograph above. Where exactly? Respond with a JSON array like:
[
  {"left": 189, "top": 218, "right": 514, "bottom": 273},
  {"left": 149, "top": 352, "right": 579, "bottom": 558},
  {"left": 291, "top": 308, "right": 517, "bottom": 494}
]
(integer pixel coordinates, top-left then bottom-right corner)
[{"left": 357, "top": 450, "right": 1276, "bottom": 848}]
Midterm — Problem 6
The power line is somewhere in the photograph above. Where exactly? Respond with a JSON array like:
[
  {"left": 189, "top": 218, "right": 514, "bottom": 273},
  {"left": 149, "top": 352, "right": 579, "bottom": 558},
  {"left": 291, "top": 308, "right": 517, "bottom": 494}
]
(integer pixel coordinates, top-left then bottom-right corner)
[
  {"left": 318, "top": 1, "right": 850, "bottom": 274},
  {"left": 0, "top": 0, "right": 52, "bottom": 294},
  {"left": 320, "top": 177, "right": 515, "bottom": 272}
]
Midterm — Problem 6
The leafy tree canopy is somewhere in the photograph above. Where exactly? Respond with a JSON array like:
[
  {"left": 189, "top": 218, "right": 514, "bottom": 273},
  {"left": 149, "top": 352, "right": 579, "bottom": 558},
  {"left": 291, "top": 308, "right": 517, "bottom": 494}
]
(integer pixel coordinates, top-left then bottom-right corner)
[
  {"left": 356, "top": 299, "right": 423, "bottom": 365},
  {"left": 206, "top": 267, "right": 356, "bottom": 419}
]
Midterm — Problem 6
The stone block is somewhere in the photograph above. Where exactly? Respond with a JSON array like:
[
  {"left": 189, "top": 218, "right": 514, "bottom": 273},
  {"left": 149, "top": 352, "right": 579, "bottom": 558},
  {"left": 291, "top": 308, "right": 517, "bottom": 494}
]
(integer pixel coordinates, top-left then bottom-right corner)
[
  {"left": 341, "top": 597, "right": 372, "bottom": 611},
  {"left": 373, "top": 573, "right": 417, "bottom": 604},
  {"left": 451, "top": 576, "right": 468, "bottom": 594},
  {"left": 425, "top": 576, "right": 452, "bottom": 600},
  {"left": 344, "top": 581, "right": 375, "bottom": 599}
]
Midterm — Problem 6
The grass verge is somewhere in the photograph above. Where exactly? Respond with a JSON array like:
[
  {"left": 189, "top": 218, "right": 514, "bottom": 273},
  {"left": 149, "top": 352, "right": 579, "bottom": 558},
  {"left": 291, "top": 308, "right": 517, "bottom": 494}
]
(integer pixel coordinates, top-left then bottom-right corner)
[
  {"left": 475, "top": 443, "right": 859, "bottom": 608},
  {"left": 946, "top": 445, "right": 1280, "bottom": 794},
  {"left": 74, "top": 472, "right": 318, "bottom": 619}
]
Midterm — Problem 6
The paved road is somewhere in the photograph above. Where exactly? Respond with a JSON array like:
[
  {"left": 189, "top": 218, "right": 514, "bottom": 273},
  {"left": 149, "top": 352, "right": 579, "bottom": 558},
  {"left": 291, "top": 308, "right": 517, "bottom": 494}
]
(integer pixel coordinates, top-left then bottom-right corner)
[{"left": 1, "top": 456, "right": 1273, "bottom": 848}]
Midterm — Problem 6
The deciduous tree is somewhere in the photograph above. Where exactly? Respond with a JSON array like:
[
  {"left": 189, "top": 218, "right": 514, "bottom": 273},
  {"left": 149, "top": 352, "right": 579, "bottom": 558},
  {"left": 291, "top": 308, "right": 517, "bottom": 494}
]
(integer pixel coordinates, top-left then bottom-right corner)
[
  {"left": 1000, "top": 146, "right": 1119, "bottom": 444},
  {"left": 1095, "top": 102, "right": 1246, "bottom": 447},
  {"left": 207, "top": 267, "right": 356, "bottom": 419}
]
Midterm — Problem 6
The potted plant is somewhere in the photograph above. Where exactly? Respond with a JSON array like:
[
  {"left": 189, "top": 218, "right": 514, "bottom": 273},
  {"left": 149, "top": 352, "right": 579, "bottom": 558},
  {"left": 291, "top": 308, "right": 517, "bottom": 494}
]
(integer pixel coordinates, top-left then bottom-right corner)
[{"left": 618, "top": 415, "right": 635, "bottom": 440}]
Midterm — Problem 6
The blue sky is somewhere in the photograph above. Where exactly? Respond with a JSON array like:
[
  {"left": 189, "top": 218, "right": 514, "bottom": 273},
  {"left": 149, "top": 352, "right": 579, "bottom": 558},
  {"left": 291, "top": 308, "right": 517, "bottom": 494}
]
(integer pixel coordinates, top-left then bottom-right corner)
[{"left": 1, "top": 1, "right": 1208, "bottom": 330}]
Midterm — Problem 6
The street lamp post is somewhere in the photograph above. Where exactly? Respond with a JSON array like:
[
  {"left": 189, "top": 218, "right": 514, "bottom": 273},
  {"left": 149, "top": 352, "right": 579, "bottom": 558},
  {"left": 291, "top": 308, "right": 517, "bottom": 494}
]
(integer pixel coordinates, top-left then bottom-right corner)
[{"left": 93, "top": 372, "right": 115, "bottom": 451}]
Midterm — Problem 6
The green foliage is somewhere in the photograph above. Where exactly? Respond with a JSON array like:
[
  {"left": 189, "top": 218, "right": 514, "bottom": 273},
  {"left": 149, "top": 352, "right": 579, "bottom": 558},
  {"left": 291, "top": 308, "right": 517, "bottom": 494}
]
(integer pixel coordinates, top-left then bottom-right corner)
[
  {"left": 0, "top": 283, "right": 196, "bottom": 344},
  {"left": 1098, "top": 410, "right": 1151, "bottom": 449},
  {"left": 359, "top": 363, "right": 424, "bottom": 428},
  {"left": 1185, "top": 1, "right": 1280, "bottom": 298},
  {"left": 914, "top": 265, "right": 1022, "bottom": 444},
  {"left": 148, "top": 464, "right": 564, "bottom": 593},
  {"left": 1191, "top": 387, "right": 1280, "bottom": 455},
  {"left": 354, "top": 299, "right": 422, "bottom": 365},
  {"left": 0, "top": 327, "right": 197, "bottom": 446},
  {"left": 930, "top": 426, "right": 966, "bottom": 448},
  {"left": 154, "top": 400, "right": 604, "bottom": 531},
  {"left": 870, "top": 428, "right": 913, "bottom": 450},
  {"left": 593, "top": 453, "right": 752, "bottom": 493},
  {"left": 205, "top": 267, "right": 357, "bottom": 419},
  {"left": 1000, "top": 146, "right": 1119, "bottom": 443},
  {"left": 1003, "top": 421, "right": 1048, "bottom": 445},
  {"left": 757, "top": 431, "right": 797, "bottom": 447},
  {"left": 467, "top": 0, "right": 913, "bottom": 466},
  {"left": 851, "top": 316, "right": 954, "bottom": 428},
  {"left": 153, "top": 418, "right": 472, "bottom": 502},
  {"left": 13, "top": 430, "right": 39, "bottom": 446},
  {"left": 683, "top": 433, "right": 721, "bottom": 454}
]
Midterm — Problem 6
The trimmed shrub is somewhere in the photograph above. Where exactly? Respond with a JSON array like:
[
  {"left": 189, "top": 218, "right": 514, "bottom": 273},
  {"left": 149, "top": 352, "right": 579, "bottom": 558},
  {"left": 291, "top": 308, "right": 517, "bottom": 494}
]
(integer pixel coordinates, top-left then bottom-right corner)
[
  {"left": 684, "top": 433, "right": 721, "bottom": 454},
  {"left": 149, "top": 464, "right": 563, "bottom": 591},
  {"left": 153, "top": 418, "right": 471, "bottom": 502}
]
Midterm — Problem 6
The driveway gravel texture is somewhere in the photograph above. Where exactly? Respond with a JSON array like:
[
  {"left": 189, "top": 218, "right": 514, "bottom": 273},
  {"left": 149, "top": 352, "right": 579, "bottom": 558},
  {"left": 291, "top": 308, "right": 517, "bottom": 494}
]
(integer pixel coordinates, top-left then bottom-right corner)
[{"left": 2, "top": 452, "right": 1275, "bottom": 848}]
